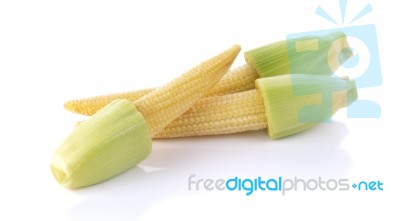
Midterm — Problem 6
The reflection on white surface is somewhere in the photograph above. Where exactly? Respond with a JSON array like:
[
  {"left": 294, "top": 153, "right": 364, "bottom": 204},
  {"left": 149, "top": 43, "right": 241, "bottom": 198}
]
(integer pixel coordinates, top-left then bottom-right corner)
[{"left": 67, "top": 122, "right": 351, "bottom": 220}]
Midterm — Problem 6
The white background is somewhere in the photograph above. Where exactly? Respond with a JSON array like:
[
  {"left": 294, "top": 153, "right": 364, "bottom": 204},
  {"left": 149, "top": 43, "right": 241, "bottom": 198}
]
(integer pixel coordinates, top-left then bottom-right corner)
[{"left": 1, "top": 0, "right": 399, "bottom": 220}]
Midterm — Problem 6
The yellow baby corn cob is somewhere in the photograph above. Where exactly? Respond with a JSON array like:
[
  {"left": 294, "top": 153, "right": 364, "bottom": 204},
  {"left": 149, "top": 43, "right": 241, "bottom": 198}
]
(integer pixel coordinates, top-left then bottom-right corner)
[
  {"left": 155, "top": 74, "right": 358, "bottom": 139},
  {"left": 66, "top": 88, "right": 155, "bottom": 116},
  {"left": 51, "top": 45, "right": 240, "bottom": 188},
  {"left": 155, "top": 90, "right": 268, "bottom": 138},
  {"left": 64, "top": 31, "right": 352, "bottom": 116},
  {"left": 64, "top": 65, "right": 257, "bottom": 116},
  {"left": 134, "top": 44, "right": 241, "bottom": 135}
]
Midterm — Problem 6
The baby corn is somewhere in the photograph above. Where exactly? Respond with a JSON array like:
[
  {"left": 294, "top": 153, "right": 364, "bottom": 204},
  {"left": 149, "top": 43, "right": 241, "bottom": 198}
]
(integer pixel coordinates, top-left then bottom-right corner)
[
  {"left": 51, "top": 45, "right": 240, "bottom": 188},
  {"left": 64, "top": 31, "right": 352, "bottom": 116},
  {"left": 155, "top": 90, "right": 268, "bottom": 138},
  {"left": 155, "top": 74, "right": 358, "bottom": 140}
]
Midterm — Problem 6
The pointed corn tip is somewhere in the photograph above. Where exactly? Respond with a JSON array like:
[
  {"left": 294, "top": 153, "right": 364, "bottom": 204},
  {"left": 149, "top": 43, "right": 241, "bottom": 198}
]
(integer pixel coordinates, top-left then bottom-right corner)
[
  {"left": 256, "top": 74, "right": 358, "bottom": 139},
  {"left": 52, "top": 99, "right": 152, "bottom": 188},
  {"left": 134, "top": 44, "right": 241, "bottom": 135},
  {"left": 64, "top": 99, "right": 95, "bottom": 116},
  {"left": 63, "top": 100, "right": 76, "bottom": 114}
]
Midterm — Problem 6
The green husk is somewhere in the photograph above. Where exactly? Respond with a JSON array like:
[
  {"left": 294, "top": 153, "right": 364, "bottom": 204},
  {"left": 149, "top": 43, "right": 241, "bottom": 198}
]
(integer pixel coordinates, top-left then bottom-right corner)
[
  {"left": 51, "top": 99, "right": 151, "bottom": 188},
  {"left": 256, "top": 74, "right": 357, "bottom": 139},
  {"left": 244, "top": 31, "right": 353, "bottom": 78}
]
